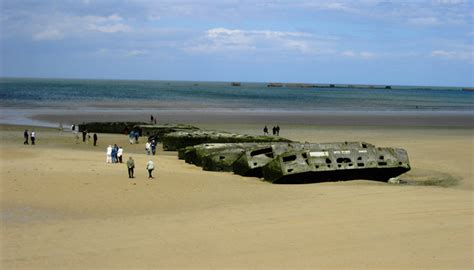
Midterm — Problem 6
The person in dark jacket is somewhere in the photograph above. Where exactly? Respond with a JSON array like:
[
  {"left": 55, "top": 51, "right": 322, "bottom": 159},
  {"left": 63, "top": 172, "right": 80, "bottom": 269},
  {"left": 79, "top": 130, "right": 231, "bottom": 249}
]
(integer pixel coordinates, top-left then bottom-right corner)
[
  {"left": 93, "top": 133, "right": 98, "bottom": 146},
  {"left": 23, "top": 129, "right": 29, "bottom": 145}
]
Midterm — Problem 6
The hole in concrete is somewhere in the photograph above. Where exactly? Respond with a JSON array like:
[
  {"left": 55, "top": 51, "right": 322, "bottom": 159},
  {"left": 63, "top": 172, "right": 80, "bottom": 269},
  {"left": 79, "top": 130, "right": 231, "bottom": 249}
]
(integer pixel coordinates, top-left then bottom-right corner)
[
  {"left": 326, "top": 158, "right": 332, "bottom": 164},
  {"left": 302, "top": 153, "right": 308, "bottom": 159},
  {"left": 336, "top": 157, "right": 352, "bottom": 163},
  {"left": 250, "top": 147, "right": 273, "bottom": 157},
  {"left": 378, "top": 162, "right": 387, "bottom": 166},
  {"left": 357, "top": 157, "right": 362, "bottom": 161},
  {"left": 287, "top": 168, "right": 294, "bottom": 172},
  {"left": 379, "top": 155, "right": 384, "bottom": 160},
  {"left": 282, "top": 155, "right": 297, "bottom": 162},
  {"left": 357, "top": 163, "right": 365, "bottom": 167},
  {"left": 219, "top": 156, "right": 225, "bottom": 160}
]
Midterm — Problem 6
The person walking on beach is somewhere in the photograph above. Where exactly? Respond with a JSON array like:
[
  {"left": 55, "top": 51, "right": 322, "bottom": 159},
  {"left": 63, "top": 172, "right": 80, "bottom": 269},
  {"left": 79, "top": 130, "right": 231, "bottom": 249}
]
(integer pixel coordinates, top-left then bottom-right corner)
[
  {"left": 129, "top": 130, "right": 135, "bottom": 144},
  {"left": 127, "top": 157, "right": 135, "bottom": 178},
  {"left": 145, "top": 141, "right": 151, "bottom": 155},
  {"left": 117, "top": 146, "right": 123, "bottom": 163},
  {"left": 146, "top": 159, "right": 155, "bottom": 179},
  {"left": 134, "top": 131, "right": 139, "bottom": 144},
  {"left": 276, "top": 125, "right": 280, "bottom": 136},
  {"left": 93, "top": 133, "right": 98, "bottom": 146},
  {"left": 112, "top": 144, "right": 118, "bottom": 163},
  {"left": 23, "top": 129, "right": 29, "bottom": 145},
  {"left": 150, "top": 115, "right": 154, "bottom": 124},
  {"left": 151, "top": 140, "right": 156, "bottom": 155},
  {"left": 106, "top": 145, "right": 112, "bottom": 163},
  {"left": 30, "top": 130, "right": 36, "bottom": 145},
  {"left": 263, "top": 125, "right": 269, "bottom": 135},
  {"left": 272, "top": 126, "right": 276, "bottom": 135},
  {"left": 82, "top": 130, "right": 87, "bottom": 142}
]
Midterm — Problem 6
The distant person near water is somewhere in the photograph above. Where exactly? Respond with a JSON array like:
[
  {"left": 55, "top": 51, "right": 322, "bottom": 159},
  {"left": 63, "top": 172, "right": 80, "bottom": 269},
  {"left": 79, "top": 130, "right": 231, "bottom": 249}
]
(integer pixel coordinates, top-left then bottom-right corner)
[
  {"left": 263, "top": 125, "right": 269, "bottom": 135},
  {"left": 93, "top": 133, "right": 98, "bottom": 146},
  {"left": 146, "top": 160, "right": 155, "bottom": 179},
  {"left": 150, "top": 115, "right": 154, "bottom": 123},
  {"left": 30, "top": 131, "right": 36, "bottom": 145},
  {"left": 276, "top": 125, "right": 280, "bottom": 136},
  {"left": 23, "top": 129, "right": 29, "bottom": 145},
  {"left": 272, "top": 126, "right": 276, "bottom": 135},
  {"left": 127, "top": 157, "right": 135, "bottom": 178},
  {"left": 82, "top": 130, "right": 87, "bottom": 142}
]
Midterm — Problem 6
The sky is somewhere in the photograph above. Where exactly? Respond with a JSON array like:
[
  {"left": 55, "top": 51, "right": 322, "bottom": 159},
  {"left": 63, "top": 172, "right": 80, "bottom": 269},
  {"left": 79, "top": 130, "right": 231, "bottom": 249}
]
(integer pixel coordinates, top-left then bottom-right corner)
[{"left": 0, "top": 0, "right": 473, "bottom": 86}]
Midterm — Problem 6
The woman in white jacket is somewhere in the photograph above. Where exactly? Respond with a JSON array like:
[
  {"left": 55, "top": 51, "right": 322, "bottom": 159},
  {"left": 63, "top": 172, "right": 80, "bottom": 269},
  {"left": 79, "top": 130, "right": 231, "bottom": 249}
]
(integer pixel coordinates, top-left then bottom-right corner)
[{"left": 146, "top": 160, "right": 154, "bottom": 179}]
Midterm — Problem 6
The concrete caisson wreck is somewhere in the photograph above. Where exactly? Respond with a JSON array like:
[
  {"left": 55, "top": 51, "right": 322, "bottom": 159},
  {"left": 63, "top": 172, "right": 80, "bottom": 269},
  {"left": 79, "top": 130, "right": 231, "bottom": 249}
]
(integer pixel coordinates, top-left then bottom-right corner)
[
  {"left": 162, "top": 130, "right": 292, "bottom": 151},
  {"left": 177, "top": 141, "right": 410, "bottom": 184},
  {"left": 232, "top": 142, "right": 362, "bottom": 177},
  {"left": 262, "top": 142, "right": 410, "bottom": 183}
]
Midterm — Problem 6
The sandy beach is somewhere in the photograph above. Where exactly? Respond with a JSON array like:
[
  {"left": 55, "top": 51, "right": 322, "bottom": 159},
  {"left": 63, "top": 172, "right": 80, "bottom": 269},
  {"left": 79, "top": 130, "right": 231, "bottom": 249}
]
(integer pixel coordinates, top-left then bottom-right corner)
[{"left": 1, "top": 116, "right": 472, "bottom": 269}]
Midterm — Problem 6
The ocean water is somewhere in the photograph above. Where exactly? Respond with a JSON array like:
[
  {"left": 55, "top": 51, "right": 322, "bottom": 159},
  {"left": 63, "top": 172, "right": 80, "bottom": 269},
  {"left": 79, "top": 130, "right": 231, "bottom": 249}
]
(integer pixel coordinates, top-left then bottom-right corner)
[{"left": 0, "top": 77, "right": 473, "bottom": 112}]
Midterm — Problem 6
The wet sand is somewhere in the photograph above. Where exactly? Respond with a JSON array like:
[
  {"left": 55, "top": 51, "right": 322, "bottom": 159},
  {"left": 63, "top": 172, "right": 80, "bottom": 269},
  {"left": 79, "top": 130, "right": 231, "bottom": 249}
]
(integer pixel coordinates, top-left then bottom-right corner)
[
  {"left": 31, "top": 109, "right": 474, "bottom": 127},
  {"left": 0, "top": 122, "right": 473, "bottom": 269}
]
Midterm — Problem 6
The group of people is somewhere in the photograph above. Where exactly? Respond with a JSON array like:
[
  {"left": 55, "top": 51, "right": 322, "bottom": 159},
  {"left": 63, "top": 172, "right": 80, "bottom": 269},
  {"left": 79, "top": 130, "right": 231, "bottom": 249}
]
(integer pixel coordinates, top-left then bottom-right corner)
[
  {"left": 106, "top": 144, "right": 124, "bottom": 163},
  {"left": 71, "top": 125, "right": 98, "bottom": 146},
  {"left": 23, "top": 129, "right": 36, "bottom": 145},
  {"left": 82, "top": 129, "right": 98, "bottom": 146},
  {"left": 263, "top": 125, "right": 280, "bottom": 136},
  {"left": 128, "top": 130, "right": 140, "bottom": 144},
  {"left": 126, "top": 157, "right": 155, "bottom": 179},
  {"left": 145, "top": 140, "right": 157, "bottom": 155}
]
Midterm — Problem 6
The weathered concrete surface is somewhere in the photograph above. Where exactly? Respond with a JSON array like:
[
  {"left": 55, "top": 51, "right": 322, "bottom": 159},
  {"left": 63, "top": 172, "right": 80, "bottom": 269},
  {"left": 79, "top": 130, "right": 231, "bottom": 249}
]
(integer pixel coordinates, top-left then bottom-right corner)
[
  {"left": 232, "top": 142, "right": 370, "bottom": 177},
  {"left": 262, "top": 142, "right": 410, "bottom": 183},
  {"left": 179, "top": 143, "right": 263, "bottom": 167},
  {"left": 140, "top": 124, "right": 199, "bottom": 142},
  {"left": 162, "top": 130, "right": 292, "bottom": 151},
  {"left": 78, "top": 122, "right": 147, "bottom": 134}
]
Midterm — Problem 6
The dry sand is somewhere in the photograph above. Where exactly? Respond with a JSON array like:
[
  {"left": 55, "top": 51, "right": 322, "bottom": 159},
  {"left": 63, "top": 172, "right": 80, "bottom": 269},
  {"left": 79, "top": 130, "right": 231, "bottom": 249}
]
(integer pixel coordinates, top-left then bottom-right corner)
[{"left": 0, "top": 123, "right": 473, "bottom": 269}]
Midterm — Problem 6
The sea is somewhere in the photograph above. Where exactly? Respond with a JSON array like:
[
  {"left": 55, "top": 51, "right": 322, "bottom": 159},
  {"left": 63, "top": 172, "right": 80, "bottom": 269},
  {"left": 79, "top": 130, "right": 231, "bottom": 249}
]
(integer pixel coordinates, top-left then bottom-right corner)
[{"left": 0, "top": 77, "right": 473, "bottom": 126}]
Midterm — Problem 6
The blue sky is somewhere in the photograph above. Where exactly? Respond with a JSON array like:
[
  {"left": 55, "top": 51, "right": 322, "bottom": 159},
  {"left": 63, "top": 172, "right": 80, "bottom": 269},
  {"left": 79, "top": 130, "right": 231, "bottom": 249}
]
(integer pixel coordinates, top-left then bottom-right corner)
[{"left": 1, "top": 0, "right": 473, "bottom": 86}]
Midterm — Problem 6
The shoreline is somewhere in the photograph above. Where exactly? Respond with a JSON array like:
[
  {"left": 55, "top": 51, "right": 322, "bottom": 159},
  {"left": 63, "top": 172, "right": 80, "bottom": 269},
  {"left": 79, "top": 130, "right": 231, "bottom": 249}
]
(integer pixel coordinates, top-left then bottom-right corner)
[{"left": 2, "top": 108, "right": 473, "bottom": 128}]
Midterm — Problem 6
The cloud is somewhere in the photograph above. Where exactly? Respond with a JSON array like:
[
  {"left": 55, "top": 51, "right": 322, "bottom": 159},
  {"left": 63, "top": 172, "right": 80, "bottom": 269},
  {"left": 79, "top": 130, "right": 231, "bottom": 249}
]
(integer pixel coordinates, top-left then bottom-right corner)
[
  {"left": 341, "top": 50, "right": 377, "bottom": 59},
  {"left": 125, "top": 49, "right": 148, "bottom": 57},
  {"left": 33, "top": 29, "right": 64, "bottom": 41},
  {"left": 407, "top": 17, "right": 440, "bottom": 26},
  {"left": 431, "top": 49, "right": 473, "bottom": 61},
  {"left": 87, "top": 23, "right": 130, "bottom": 33},
  {"left": 184, "top": 27, "right": 328, "bottom": 55},
  {"left": 29, "top": 13, "right": 131, "bottom": 41}
]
